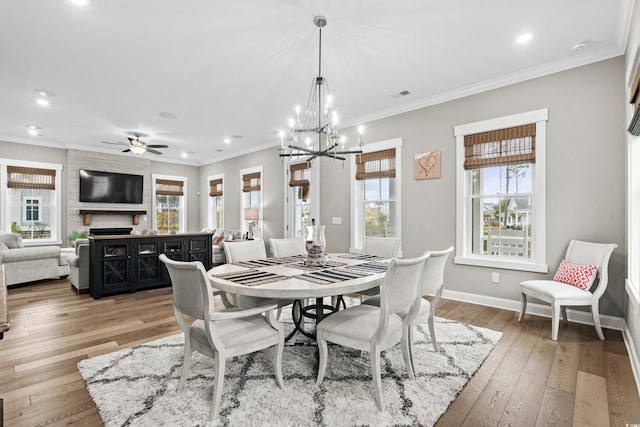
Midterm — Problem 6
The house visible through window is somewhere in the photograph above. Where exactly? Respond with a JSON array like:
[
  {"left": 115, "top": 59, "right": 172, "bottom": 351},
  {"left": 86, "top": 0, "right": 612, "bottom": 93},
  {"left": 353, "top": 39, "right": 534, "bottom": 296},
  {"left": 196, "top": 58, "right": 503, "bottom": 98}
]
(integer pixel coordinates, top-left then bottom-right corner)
[
  {"left": 455, "top": 109, "right": 548, "bottom": 273},
  {"left": 153, "top": 175, "right": 187, "bottom": 234}
]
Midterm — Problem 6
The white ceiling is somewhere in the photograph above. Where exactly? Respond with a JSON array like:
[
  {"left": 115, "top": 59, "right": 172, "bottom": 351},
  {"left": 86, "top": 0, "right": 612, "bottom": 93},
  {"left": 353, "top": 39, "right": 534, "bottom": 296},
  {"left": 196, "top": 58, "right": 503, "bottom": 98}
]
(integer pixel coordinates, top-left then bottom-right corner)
[{"left": 0, "top": 0, "right": 633, "bottom": 165}]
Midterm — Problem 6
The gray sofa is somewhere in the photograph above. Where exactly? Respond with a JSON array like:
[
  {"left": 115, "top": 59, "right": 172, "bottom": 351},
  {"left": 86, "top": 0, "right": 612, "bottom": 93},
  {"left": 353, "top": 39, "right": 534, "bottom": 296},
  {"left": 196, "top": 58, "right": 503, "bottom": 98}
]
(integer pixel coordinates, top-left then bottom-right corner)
[
  {"left": 208, "top": 229, "right": 246, "bottom": 264},
  {"left": 66, "top": 238, "right": 89, "bottom": 292},
  {"left": 0, "top": 232, "right": 70, "bottom": 286}
]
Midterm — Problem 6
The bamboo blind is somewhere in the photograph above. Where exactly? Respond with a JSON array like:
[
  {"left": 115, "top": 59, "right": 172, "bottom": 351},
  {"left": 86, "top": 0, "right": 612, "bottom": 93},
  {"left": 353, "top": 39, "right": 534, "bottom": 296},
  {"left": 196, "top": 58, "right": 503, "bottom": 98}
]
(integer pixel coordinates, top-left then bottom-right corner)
[
  {"left": 155, "top": 179, "right": 184, "bottom": 196},
  {"left": 289, "top": 162, "right": 311, "bottom": 187},
  {"left": 463, "top": 123, "right": 536, "bottom": 170},
  {"left": 355, "top": 149, "right": 396, "bottom": 180},
  {"left": 242, "top": 172, "right": 261, "bottom": 192},
  {"left": 209, "top": 178, "right": 223, "bottom": 197},
  {"left": 6, "top": 166, "right": 56, "bottom": 190}
]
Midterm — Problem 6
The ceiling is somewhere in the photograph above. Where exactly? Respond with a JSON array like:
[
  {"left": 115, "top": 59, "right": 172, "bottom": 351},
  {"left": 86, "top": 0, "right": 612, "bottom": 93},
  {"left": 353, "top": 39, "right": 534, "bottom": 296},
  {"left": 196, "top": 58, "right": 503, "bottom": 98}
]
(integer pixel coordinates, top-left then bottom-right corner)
[{"left": 0, "top": 0, "right": 633, "bottom": 165}]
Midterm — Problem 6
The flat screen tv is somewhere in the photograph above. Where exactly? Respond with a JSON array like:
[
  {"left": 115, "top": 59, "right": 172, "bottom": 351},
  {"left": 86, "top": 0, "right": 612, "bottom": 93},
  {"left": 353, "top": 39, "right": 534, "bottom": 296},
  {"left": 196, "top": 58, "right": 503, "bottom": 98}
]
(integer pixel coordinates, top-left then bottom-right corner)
[{"left": 79, "top": 169, "right": 143, "bottom": 204}]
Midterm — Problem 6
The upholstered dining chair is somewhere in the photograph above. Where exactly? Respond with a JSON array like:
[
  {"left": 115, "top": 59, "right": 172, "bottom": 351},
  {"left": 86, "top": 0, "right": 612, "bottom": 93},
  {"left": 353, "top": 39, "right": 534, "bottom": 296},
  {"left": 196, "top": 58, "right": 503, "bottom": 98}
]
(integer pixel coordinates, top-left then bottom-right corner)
[
  {"left": 356, "top": 236, "right": 403, "bottom": 301},
  {"left": 159, "top": 254, "right": 285, "bottom": 421},
  {"left": 316, "top": 253, "right": 429, "bottom": 411},
  {"left": 363, "top": 246, "right": 454, "bottom": 372},
  {"left": 222, "top": 239, "right": 292, "bottom": 317},
  {"left": 519, "top": 240, "right": 617, "bottom": 341},
  {"left": 269, "top": 237, "right": 306, "bottom": 258}
]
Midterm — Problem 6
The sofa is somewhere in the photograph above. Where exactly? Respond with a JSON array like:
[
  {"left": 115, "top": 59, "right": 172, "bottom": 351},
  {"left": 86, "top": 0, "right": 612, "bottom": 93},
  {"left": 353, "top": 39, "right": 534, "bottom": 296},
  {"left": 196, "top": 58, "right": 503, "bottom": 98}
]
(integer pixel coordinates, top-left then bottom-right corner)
[
  {"left": 66, "top": 238, "right": 89, "bottom": 293},
  {"left": 207, "top": 229, "right": 247, "bottom": 264},
  {"left": 0, "top": 232, "right": 70, "bottom": 286}
]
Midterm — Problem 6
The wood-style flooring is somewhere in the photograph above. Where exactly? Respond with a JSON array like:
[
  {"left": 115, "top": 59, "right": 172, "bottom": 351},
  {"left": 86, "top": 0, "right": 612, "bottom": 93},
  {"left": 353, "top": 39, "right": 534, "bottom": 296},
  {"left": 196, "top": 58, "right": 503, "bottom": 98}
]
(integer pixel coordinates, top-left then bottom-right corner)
[{"left": 1, "top": 278, "right": 639, "bottom": 426}]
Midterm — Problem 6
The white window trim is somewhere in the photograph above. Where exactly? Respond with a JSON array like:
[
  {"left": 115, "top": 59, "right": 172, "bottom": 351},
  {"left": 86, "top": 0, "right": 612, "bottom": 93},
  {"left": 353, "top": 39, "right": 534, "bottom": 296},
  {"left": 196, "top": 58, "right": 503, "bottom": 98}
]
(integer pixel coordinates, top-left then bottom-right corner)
[
  {"left": 0, "top": 158, "right": 63, "bottom": 245},
  {"left": 207, "top": 173, "right": 225, "bottom": 230},
  {"left": 283, "top": 160, "right": 320, "bottom": 238},
  {"left": 350, "top": 138, "right": 403, "bottom": 253},
  {"left": 22, "top": 195, "right": 42, "bottom": 222},
  {"left": 151, "top": 173, "right": 188, "bottom": 233},
  {"left": 239, "top": 165, "right": 263, "bottom": 239},
  {"left": 454, "top": 108, "right": 548, "bottom": 273}
]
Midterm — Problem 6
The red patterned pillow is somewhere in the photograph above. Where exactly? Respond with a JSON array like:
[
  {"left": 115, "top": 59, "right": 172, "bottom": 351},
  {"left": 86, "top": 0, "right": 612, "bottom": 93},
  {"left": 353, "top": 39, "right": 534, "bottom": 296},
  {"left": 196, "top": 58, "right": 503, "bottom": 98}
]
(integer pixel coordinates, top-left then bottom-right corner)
[
  {"left": 214, "top": 236, "right": 225, "bottom": 245},
  {"left": 553, "top": 260, "right": 598, "bottom": 290}
]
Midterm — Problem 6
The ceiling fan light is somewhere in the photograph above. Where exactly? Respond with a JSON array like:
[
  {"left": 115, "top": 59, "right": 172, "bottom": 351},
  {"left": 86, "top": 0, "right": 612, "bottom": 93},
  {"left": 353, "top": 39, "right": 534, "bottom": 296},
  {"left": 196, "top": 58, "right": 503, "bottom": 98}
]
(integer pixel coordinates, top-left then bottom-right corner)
[{"left": 130, "top": 146, "right": 146, "bottom": 154}]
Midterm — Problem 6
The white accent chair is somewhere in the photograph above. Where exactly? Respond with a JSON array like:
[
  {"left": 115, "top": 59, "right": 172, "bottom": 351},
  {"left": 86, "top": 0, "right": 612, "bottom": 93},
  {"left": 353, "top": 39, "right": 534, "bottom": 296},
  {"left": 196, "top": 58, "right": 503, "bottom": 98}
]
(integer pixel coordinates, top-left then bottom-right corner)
[
  {"left": 316, "top": 253, "right": 429, "bottom": 411},
  {"left": 519, "top": 240, "right": 617, "bottom": 341},
  {"left": 159, "top": 254, "right": 285, "bottom": 421},
  {"left": 356, "top": 236, "right": 402, "bottom": 301},
  {"left": 363, "top": 246, "right": 454, "bottom": 371},
  {"left": 269, "top": 237, "right": 306, "bottom": 258}
]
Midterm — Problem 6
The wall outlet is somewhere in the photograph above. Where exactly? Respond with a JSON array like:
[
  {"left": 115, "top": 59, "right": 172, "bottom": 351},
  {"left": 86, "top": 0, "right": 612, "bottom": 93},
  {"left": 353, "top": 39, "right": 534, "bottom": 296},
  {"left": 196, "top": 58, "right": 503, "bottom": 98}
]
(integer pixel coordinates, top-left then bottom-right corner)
[
  {"left": 332, "top": 217, "right": 342, "bottom": 225},
  {"left": 491, "top": 272, "right": 500, "bottom": 283}
]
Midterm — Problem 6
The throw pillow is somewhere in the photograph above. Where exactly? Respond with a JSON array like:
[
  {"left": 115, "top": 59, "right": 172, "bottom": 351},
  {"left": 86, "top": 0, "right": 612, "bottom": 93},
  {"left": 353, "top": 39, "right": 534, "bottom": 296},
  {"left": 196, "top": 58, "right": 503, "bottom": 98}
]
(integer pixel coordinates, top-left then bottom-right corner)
[
  {"left": 0, "top": 242, "right": 8, "bottom": 251},
  {"left": 0, "top": 232, "right": 23, "bottom": 249},
  {"left": 224, "top": 234, "right": 234, "bottom": 241},
  {"left": 214, "top": 236, "right": 225, "bottom": 245},
  {"left": 553, "top": 259, "right": 598, "bottom": 290}
]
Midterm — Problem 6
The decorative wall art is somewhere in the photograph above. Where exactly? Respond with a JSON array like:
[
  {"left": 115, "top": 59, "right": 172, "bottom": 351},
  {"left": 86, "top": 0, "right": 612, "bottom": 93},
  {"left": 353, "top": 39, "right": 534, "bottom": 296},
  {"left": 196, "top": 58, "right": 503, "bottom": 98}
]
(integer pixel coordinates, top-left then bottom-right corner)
[{"left": 414, "top": 150, "right": 441, "bottom": 179}]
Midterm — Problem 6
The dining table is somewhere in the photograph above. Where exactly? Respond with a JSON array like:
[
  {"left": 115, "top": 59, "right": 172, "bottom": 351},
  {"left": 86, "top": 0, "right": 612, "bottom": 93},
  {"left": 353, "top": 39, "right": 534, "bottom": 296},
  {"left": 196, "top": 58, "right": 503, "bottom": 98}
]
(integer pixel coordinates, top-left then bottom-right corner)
[{"left": 207, "top": 253, "right": 389, "bottom": 339}]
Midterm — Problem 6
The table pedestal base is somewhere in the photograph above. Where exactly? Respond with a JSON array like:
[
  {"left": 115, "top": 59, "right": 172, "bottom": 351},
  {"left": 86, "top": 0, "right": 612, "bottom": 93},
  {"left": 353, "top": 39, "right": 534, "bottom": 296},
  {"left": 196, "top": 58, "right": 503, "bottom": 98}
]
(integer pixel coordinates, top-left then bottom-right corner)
[{"left": 287, "top": 296, "right": 346, "bottom": 341}]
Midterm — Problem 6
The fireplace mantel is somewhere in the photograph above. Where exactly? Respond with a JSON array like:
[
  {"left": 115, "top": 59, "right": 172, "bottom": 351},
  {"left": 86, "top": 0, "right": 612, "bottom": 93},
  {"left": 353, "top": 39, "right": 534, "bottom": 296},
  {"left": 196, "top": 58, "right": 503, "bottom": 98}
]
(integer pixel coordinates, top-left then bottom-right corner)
[{"left": 78, "top": 209, "right": 147, "bottom": 226}]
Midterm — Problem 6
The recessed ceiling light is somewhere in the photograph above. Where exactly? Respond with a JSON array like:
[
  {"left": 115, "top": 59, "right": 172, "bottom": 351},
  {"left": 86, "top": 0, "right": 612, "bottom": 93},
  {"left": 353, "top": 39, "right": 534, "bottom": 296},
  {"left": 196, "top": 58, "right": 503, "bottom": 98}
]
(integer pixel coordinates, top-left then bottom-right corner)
[
  {"left": 516, "top": 33, "right": 533, "bottom": 44},
  {"left": 36, "top": 98, "right": 50, "bottom": 107},
  {"left": 27, "top": 124, "right": 41, "bottom": 130},
  {"left": 181, "top": 152, "right": 188, "bottom": 158},
  {"left": 70, "top": 0, "right": 89, "bottom": 5},
  {"left": 34, "top": 89, "right": 56, "bottom": 97},
  {"left": 224, "top": 138, "right": 231, "bottom": 144},
  {"left": 231, "top": 135, "right": 243, "bottom": 139},
  {"left": 216, "top": 149, "right": 223, "bottom": 152},
  {"left": 27, "top": 129, "right": 40, "bottom": 136},
  {"left": 158, "top": 112, "right": 177, "bottom": 119}
]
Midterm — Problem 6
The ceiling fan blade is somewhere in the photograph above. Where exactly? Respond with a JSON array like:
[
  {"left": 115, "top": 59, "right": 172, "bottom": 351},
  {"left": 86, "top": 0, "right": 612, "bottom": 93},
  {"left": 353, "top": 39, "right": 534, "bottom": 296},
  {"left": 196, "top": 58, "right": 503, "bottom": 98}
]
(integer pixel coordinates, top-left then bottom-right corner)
[
  {"left": 127, "top": 137, "right": 136, "bottom": 144},
  {"left": 145, "top": 144, "right": 169, "bottom": 148},
  {"left": 145, "top": 148, "right": 163, "bottom": 155},
  {"left": 102, "top": 141, "right": 129, "bottom": 146},
  {"left": 122, "top": 148, "right": 131, "bottom": 153}
]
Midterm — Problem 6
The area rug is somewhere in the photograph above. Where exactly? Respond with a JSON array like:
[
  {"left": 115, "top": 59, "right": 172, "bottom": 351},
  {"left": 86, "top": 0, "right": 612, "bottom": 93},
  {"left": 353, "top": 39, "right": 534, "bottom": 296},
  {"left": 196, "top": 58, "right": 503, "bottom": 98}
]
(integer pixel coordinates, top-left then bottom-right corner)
[{"left": 78, "top": 316, "right": 501, "bottom": 426}]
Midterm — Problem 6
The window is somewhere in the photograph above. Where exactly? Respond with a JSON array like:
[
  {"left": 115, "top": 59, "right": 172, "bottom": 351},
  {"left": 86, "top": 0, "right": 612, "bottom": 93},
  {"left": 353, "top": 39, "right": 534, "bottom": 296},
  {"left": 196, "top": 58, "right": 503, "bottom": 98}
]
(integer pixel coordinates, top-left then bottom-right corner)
[
  {"left": 207, "top": 174, "right": 224, "bottom": 230},
  {"left": 240, "top": 167, "right": 262, "bottom": 239},
  {"left": 454, "top": 109, "right": 548, "bottom": 273},
  {"left": 350, "top": 138, "right": 402, "bottom": 252},
  {"left": 152, "top": 174, "right": 187, "bottom": 234},
  {"left": 0, "top": 160, "right": 62, "bottom": 244},
  {"left": 288, "top": 162, "right": 313, "bottom": 238}
]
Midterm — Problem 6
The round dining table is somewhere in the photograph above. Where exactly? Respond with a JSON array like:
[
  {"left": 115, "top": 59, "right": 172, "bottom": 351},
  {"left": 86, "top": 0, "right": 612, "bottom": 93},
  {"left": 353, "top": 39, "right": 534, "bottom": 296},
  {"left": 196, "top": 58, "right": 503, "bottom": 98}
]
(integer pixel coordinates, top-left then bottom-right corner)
[{"left": 207, "top": 253, "right": 388, "bottom": 339}]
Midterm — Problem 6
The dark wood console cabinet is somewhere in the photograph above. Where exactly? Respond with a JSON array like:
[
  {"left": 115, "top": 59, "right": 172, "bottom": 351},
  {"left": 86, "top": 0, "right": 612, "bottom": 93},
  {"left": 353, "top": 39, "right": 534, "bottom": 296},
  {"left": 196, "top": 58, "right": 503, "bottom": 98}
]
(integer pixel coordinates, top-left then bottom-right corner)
[{"left": 89, "top": 233, "right": 212, "bottom": 299}]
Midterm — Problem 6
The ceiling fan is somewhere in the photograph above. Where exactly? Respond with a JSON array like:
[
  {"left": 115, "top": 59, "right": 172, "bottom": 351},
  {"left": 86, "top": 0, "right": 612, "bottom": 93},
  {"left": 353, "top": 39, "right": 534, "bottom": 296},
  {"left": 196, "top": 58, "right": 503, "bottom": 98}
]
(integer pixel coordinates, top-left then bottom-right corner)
[{"left": 102, "top": 133, "right": 168, "bottom": 155}]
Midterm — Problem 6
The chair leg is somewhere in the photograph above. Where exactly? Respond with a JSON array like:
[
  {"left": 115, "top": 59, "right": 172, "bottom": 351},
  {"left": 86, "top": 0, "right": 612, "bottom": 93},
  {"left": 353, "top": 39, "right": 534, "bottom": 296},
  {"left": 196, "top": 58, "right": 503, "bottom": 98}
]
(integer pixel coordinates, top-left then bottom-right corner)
[
  {"left": 551, "top": 302, "right": 560, "bottom": 341},
  {"left": 273, "top": 341, "right": 285, "bottom": 389},
  {"left": 370, "top": 346, "right": 383, "bottom": 411},
  {"left": 316, "top": 333, "right": 328, "bottom": 385},
  {"left": 408, "top": 326, "right": 416, "bottom": 377},
  {"left": 518, "top": 292, "right": 527, "bottom": 322},
  {"left": 210, "top": 354, "right": 226, "bottom": 421},
  {"left": 178, "top": 335, "right": 192, "bottom": 390},
  {"left": 428, "top": 316, "right": 438, "bottom": 352},
  {"left": 561, "top": 306, "right": 568, "bottom": 324},
  {"left": 400, "top": 329, "right": 415, "bottom": 381},
  {"left": 592, "top": 302, "right": 605, "bottom": 340},
  {"left": 276, "top": 307, "right": 283, "bottom": 320}
]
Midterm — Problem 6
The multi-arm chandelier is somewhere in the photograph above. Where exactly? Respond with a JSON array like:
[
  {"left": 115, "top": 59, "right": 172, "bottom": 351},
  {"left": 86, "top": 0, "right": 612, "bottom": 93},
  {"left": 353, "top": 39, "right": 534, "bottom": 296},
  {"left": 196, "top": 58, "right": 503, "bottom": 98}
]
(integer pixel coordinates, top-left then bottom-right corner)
[{"left": 279, "top": 15, "right": 363, "bottom": 162}]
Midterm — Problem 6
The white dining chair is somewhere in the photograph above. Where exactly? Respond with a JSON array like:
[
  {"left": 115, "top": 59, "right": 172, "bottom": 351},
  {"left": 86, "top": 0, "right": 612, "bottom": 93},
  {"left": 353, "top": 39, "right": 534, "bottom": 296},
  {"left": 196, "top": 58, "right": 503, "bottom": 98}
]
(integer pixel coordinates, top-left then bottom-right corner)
[
  {"left": 269, "top": 237, "right": 306, "bottom": 258},
  {"left": 519, "top": 240, "right": 617, "bottom": 341},
  {"left": 363, "top": 246, "right": 454, "bottom": 371},
  {"left": 356, "top": 236, "right": 402, "bottom": 301},
  {"left": 316, "top": 253, "right": 429, "bottom": 411},
  {"left": 159, "top": 254, "right": 285, "bottom": 421}
]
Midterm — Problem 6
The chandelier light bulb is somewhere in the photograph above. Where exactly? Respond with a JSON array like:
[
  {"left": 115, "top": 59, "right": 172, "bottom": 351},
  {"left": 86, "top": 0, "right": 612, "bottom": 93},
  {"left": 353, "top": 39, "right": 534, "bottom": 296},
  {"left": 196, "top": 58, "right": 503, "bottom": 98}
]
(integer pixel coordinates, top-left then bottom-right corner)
[
  {"left": 357, "top": 125, "right": 365, "bottom": 135},
  {"left": 288, "top": 118, "right": 295, "bottom": 128},
  {"left": 305, "top": 137, "right": 312, "bottom": 147}
]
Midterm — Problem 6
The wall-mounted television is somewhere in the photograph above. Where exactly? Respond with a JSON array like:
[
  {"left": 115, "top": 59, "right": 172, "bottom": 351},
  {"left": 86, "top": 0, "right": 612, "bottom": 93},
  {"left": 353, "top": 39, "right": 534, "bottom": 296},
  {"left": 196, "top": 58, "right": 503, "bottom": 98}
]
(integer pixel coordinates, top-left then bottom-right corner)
[{"left": 79, "top": 169, "right": 143, "bottom": 204}]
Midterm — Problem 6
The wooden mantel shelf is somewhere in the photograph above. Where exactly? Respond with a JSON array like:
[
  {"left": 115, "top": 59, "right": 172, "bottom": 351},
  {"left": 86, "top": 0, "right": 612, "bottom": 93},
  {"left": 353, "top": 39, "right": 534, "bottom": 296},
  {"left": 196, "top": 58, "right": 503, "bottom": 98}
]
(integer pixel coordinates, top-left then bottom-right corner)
[{"left": 78, "top": 209, "right": 147, "bottom": 226}]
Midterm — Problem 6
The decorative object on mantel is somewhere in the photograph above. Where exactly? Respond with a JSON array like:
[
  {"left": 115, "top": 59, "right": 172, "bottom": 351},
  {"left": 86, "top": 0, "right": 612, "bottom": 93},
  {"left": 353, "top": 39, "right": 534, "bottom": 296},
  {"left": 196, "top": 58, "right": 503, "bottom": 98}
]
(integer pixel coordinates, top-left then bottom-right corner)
[
  {"left": 305, "top": 219, "right": 328, "bottom": 266},
  {"left": 279, "top": 15, "right": 364, "bottom": 162},
  {"left": 414, "top": 150, "right": 441, "bottom": 180},
  {"left": 77, "top": 312, "right": 502, "bottom": 426},
  {"left": 78, "top": 209, "right": 147, "bottom": 226}
]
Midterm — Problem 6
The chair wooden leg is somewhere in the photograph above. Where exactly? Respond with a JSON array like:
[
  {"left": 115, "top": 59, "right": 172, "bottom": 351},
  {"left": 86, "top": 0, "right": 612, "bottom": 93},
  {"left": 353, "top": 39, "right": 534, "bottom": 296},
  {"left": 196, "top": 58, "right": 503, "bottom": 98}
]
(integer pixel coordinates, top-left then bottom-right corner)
[
  {"left": 400, "top": 329, "right": 415, "bottom": 381},
  {"left": 551, "top": 303, "right": 560, "bottom": 341},
  {"left": 316, "top": 333, "right": 328, "bottom": 385},
  {"left": 178, "top": 335, "right": 192, "bottom": 390},
  {"left": 210, "top": 354, "right": 226, "bottom": 421},
  {"left": 370, "top": 347, "right": 383, "bottom": 411},
  {"left": 592, "top": 302, "right": 605, "bottom": 340},
  {"left": 428, "top": 316, "right": 438, "bottom": 352},
  {"left": 518, "top": 292, "right": 527, "bottom": 322},
  {"left": 561, "top": 306, "right": 568, "bottom": 324},
  {"left": 273, "top": 341, "right": 285, "bottom": 389},
  {"left": 408, "top": 326, "right": 416, "bottom": 377}
]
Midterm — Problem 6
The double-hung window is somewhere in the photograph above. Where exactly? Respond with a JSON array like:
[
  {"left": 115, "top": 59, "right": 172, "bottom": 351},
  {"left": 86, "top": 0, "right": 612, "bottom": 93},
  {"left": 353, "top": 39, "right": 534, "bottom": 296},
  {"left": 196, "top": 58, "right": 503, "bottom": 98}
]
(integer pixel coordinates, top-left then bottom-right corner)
[
  {"left": 0, "top": 160, "right": 62, "bottom": 244},
  {"left": 152, "top": 175, "right": 187, "bottom": 234},
  {"left": 240, "top": 167, "right": 263, "bottom": 239},
  {"left": 288, "top": 162, "right": 313, "bottom": 238},
  {"left": 208, "top": 175, "right": 224, "bottom": 230},
  {"left": 454, "top": 109, "right": 548, "bottom": 272}
]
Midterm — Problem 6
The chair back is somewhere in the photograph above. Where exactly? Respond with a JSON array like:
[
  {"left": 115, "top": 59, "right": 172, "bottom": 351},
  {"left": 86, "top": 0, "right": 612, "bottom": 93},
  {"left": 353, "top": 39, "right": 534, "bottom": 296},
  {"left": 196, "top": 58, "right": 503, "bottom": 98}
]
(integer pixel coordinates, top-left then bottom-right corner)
[
  {"left": 269, "top": 238, "right": 306, "bottom": 257},
  {"left": 374, "top": 253, "right": 429, "bottom": 341},
  {"left": 363, "top": 237, "right": 402, "bottom": 258},
  {"left": 159, "top": 254, "right": 212, "bottom": 321},
  {"left": 420, "top": 246, "right": 454, "bottom": 297},
  {"left": 223, "top": 239, "right": 267, "bottom": 263},
  {"left": 564, "top": 240, "right": 617, "bottom": 297}
]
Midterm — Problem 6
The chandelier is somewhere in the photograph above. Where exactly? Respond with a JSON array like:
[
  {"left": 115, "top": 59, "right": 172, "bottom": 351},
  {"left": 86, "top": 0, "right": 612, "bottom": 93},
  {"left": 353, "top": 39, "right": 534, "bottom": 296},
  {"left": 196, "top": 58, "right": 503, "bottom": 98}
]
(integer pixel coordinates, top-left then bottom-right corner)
[{"left": 279, "top": 15, "right": 363, "bottom": 162}]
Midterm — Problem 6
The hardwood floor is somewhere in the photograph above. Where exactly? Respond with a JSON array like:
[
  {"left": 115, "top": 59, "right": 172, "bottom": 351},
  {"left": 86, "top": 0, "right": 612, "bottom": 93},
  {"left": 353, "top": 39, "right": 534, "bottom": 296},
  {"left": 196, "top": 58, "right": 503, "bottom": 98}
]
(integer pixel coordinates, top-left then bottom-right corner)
[{"left": 1, "top": 278, "right": 639, "bottom": 426}]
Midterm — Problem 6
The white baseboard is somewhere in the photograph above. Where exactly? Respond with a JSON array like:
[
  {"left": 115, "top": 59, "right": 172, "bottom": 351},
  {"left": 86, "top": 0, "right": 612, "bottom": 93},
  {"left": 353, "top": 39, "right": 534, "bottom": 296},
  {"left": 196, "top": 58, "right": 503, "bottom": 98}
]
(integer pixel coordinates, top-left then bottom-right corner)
[
  {"left": 623, "top": 325, "right": 640, "bottom": 397},
  {"left": 441, "top": 289, "right": 625, "bottom": 331}
]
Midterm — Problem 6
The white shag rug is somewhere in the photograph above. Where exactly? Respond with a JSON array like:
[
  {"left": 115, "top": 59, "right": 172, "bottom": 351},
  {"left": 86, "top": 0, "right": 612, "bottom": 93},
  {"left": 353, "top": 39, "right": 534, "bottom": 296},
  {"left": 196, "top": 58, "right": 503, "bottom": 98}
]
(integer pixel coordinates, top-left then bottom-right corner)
[{"left": 78, "top": 315, "right": 501, "bottom": 427}]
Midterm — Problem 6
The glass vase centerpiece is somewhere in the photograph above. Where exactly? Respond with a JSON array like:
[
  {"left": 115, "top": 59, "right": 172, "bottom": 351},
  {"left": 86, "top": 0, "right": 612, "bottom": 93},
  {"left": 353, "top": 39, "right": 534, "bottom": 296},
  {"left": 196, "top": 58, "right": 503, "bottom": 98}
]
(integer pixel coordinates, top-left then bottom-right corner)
[{"left": 305, "top": 223, "right": 328, "bottom": 267}]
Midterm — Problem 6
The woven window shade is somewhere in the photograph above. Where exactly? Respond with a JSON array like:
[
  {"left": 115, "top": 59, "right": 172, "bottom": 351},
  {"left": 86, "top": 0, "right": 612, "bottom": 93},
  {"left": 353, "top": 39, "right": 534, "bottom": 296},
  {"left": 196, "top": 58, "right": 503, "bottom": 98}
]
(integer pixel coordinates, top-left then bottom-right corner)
[
  {"left": 242, "top": 172, "right": 261, "bottom": 192},
  {"left": 289, "top": 162, "right": 311, "bottom": 187},
  {"left": 209, "top": 179, "right": 223, "bottom": 197},
  {"left": 628, "top": 68, "right": 640, "bottom": 136},
  {"left": 463, "top": 123, "right": 536, "bottom": 170},
  {"left": 7, "top": 166, "right": 56, "bottom": 190},
  {"left": 156, "top": 179, "right": 184, "bottom": 196},
  {"left": 355, "top": 149, "right": 396, "bottom": 180}
]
